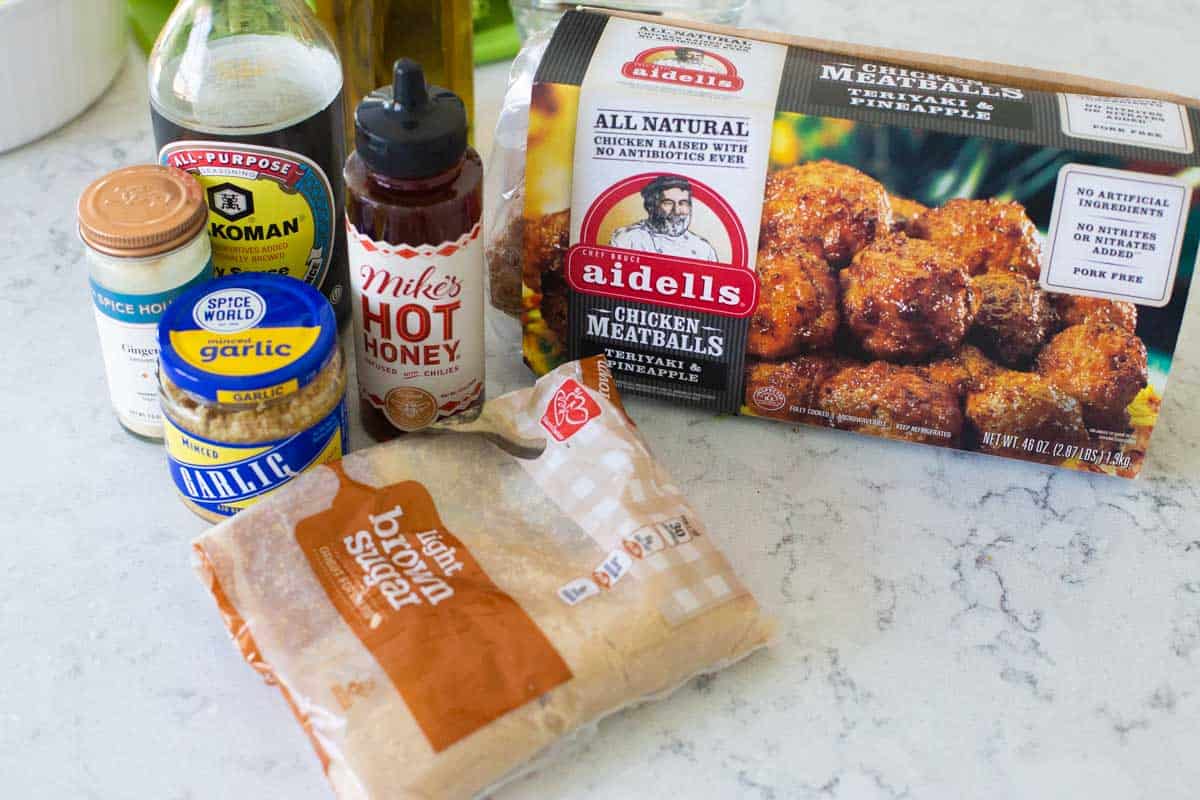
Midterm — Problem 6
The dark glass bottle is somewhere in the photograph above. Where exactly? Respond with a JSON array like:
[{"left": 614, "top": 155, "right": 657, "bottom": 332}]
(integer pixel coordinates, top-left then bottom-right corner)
[
  {"left": 148, "top": 0, "right": 351, "bottom": 323},
  {"left": 344, "top": 60, "right": 484, "bottom": 441}
]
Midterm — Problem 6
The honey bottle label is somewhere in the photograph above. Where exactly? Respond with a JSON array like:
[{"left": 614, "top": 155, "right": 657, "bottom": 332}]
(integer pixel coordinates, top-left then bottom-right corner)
[{"left": 347, "top": 220, "right": 485, "bottom": 431}]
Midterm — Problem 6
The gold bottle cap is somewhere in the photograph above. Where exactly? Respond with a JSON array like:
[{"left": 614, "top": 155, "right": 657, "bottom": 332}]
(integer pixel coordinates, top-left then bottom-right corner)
[{"left": 78, "top": 165, "right": 208, "bottom": 258}]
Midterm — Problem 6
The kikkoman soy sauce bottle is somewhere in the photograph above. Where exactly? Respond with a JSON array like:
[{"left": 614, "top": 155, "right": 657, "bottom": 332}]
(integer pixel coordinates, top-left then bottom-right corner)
[
  {"left": 345, "top": 59, "right": 484, "bottom": 441},
  {"left": 148, "top": 0, "right": 351, "bottom": 323}
]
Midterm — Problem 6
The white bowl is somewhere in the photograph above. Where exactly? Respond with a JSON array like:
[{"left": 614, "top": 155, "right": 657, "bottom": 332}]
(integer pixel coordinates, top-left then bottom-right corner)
[{"left": 0, "top": 0, "right": 127, "bottom": 153}]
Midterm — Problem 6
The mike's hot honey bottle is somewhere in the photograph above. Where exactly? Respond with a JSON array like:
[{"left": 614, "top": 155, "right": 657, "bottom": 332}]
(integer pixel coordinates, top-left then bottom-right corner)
[
  {"left": 148, "top": 0, "right": 351, "bottom": 323},
  {"left": 344, "top": 60, "right": 484, "bottom": 440}
]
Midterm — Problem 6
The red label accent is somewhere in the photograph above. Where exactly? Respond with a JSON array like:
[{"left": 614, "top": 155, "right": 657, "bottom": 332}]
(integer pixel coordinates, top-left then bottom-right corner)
[
  {"left": 540, "top": 378, "right": 603, "bottom": 442},
  {"left": 621, "top": 47, "right": 745, "bottom": 92},
  {"left": 578, "top": 172, "right": 750, "bottom": 268},
  {"left": 163, "top": 147, "right": 305, "bottom": 188},
  {"left": 566, "top": 245, "right": 759, "bottom": 317},
  {"left": 346, "top": 220, "right": 482, "bottom": 260}
]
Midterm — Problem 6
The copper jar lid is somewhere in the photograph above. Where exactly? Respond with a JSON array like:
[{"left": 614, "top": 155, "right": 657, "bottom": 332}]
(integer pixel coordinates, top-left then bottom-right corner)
[{"left": 78, "top": 165, "right": 208, "bottom": 258}]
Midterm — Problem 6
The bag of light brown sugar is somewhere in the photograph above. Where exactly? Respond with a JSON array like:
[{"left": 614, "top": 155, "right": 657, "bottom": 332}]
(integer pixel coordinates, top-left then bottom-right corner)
[{"left": 193, "top": 355, "right": 775, "bottom": 800}]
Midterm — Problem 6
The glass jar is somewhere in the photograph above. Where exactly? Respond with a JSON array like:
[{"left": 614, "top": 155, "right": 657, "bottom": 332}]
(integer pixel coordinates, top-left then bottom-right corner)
[
  {"left": 508, "top": 0, "right": 748, "bottom": 40},
  {"left": 157, "top": 273, "right": 349, "bottom": 522},
  {"left": 78, "top": 165, "right": 214, "bottom": 440}
]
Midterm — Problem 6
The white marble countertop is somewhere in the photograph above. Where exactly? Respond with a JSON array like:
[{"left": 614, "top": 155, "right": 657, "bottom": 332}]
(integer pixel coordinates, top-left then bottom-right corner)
[{"left": 3, "top": 3, "right": 1200, "bottom": 799}]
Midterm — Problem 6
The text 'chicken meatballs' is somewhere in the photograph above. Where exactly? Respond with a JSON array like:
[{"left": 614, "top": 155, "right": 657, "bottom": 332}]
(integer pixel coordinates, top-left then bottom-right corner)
[
  {"left": 969, "top": 272, "right": 1054, "bottom": 367},
  {"left": 760, "top": 160, "right": 894, "bottom": 268},
  {"left": 817, "top": 361, "right": 964, "bottom": 447},
  {"left": 748, "top": 248, "right": 841, "bottom": 359},
  {"left": 911, "top": 198, "right": 1042, "bottom": 279},
  {"left": 840, "top": 233, "right": 975, "bottom": 362},
  {"left": 1036, "top": 321, "right": 1149, "bottom": 431}
]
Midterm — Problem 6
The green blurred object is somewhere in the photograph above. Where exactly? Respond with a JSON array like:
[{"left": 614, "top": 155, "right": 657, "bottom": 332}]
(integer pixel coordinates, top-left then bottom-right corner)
[
  {"left": 126, "top": 0, "right": 519, "bottom": 62},
  {"left": 472, "top": 0, "right": 521, "bottom": 64},
  {"left": 128, "top": 0, "right": 173, "bottom": 52}
]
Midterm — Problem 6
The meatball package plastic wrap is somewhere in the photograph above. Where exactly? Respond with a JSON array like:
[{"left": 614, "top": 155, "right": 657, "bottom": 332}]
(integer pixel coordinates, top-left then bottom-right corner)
[
  {"left": 487, "top": 8, "right": 1200, "bottom": 478},
  {"left": 193, "top": 355, "right": 774, "bottom": 800}
]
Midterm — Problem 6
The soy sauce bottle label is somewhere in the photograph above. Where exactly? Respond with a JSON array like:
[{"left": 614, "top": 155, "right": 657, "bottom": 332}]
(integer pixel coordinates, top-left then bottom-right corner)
[{"left": 161, "top": 141, "right": 336, "bottom": 289}]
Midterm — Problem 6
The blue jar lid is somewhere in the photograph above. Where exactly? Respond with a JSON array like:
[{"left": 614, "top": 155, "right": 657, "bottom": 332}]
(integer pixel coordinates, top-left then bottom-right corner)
[{"left": 158, "top": 273, "right": 337, "bottom": 404}]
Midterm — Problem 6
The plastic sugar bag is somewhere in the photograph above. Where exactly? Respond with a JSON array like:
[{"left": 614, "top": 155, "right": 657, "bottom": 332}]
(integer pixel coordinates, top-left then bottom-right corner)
[{"left": 194, "top": 355, "right": 775, "bottom": 800}]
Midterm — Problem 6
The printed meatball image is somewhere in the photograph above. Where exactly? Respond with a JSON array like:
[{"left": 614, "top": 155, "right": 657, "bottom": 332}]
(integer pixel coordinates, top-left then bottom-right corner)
[
  {"left": 1036, "top": 321, "right": 1149, "bottom": 431},
  {"left": 924, "top": 345, "right": 999, "bottom": 398},
  {"left": 1049, "top": 293, "right": 1138, "bottom": 333},
  {"left": 817, "top": 361, "right": 963, "bottom": 447},
  {"left": 910, "top": 198, "right": 1042, "bottom": 279},
  {"left": 840, "top": 233, "right": 975, "bottom": 362},
  {"left": 760, "top": 160, "right": 894, "bottom": 267},
  {"left": 888, "top": 195, "right": 928, "bottom": 234},
  {"left": 539, "top": 269, "right": 570, "bottom": 338},
  {"left": 748, "top": 248, "right": 840, "bottom": 359},
  {"left": 969, "top": 272, "right": 1054, "bottom": 367},
  {"left": 744, "top": 354, "right": 845, "bottom": 421},
  {"left": 523, "top": 209, "right": 570, "bottom": 292},
  {"left": 965, "top": 371, "right": 1090, "bottom": 463},
  {"left": 523, "top": 210, "right": 571, "bottom": 338}
]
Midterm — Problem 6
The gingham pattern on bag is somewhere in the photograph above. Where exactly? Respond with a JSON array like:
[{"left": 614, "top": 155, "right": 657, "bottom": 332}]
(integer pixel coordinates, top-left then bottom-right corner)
[{"left": 499, "top": 363, "right": 747, "bottom": 626}]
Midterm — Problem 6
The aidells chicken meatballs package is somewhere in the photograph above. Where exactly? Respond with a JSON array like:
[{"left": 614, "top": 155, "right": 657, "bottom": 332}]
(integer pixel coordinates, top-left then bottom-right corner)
[{"left": 501, "top": 9, "right": 1200, "bottom": 478}]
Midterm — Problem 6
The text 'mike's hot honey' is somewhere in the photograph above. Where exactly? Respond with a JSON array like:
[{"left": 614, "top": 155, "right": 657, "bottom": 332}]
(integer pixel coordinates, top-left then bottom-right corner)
[{"left": 344, "top": 59, "right": 485, "bottom": 440}]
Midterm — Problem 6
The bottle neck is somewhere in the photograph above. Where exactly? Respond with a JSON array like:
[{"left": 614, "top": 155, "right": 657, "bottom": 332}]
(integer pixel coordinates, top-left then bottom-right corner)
[
  {"left": 365, "top": 157, "right": 466, "bottom": 196},
  {"left": 182, "top": 0, "right": 318, "bottom": 38}
]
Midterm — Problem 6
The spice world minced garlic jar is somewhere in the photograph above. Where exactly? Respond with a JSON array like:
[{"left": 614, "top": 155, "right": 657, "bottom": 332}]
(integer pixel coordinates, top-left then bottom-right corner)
[{"left": 157, "top": 273, "right": 348, "bottom": 522}]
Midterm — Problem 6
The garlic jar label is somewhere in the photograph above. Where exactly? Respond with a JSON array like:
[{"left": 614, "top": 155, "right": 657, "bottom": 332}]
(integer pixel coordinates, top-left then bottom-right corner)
[
  {"left": 164, "top": 399, "right": 348, "bottom": 518},
  {"left": 347, "top": 221, "right": 485, "bottom": 431}
]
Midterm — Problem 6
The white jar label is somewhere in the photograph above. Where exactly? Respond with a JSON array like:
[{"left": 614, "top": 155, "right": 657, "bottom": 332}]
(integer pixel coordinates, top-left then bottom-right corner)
[
  {"left": 90, "top": 267, "right": 212, "bottom": 435},
  {"left": 347, "top": 221, "right": 485, "bottom": 430}
]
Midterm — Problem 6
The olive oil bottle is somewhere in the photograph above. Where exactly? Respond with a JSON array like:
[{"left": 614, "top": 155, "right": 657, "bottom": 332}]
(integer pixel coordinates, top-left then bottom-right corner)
[
  {"left": 312, "top": 0, "right": 475, "bottom": 143},
  {"left": 148, "top": 0, "right": 351, "bottom": 322}
]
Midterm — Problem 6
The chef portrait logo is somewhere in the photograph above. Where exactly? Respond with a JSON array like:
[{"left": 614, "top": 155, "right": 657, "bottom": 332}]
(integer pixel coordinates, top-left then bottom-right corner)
[
  {"left": 622, "top": 46, "right": 745, "bottom": 92},
  {"left": 565, "top": 172, "right": 759, "bottom": 317},
  {"left": 583, "top": 173, "right": 741, "bottom": 265}
]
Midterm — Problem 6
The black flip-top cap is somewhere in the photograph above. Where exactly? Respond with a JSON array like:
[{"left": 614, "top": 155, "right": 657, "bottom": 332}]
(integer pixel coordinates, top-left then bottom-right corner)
[{"left": 354, "top": 59, "right": 468, "bottom": 180}]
